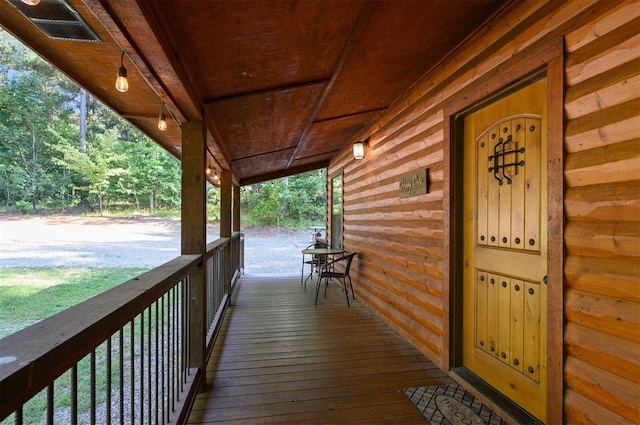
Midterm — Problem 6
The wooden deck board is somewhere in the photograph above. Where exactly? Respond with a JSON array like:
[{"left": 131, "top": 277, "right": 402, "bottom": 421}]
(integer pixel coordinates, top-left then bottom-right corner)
[{"left": 188, "top": 276, "right": 453, "bottom": 424}]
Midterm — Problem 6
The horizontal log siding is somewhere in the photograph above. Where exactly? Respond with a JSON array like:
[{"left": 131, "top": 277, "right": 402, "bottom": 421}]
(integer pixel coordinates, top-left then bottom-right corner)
[
  {"left": 563, "top": 2, "right": 640, "bottom": 424},
  {"left": 328, "top": 0, "right": 639, "bottom": 423}
]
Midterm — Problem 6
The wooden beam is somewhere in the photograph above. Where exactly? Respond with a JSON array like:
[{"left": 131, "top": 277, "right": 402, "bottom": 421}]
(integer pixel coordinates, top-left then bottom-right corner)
[
  {"left": 233, "top": 185, "right": 241, "bottom": 233},
  {"left": 220, "top": 171, "right": 233, "bottom": 294},
  {"left": 181, "top": 120, "right": 207, "bottom": 254},
  {"left": 220, "top": 171, "right": 232, "bottom": 238},
  {"left": 181, "top": 120, "right": 207, "bottom": 380},
  {"left": 239, "top": 160, "right": 330, "bottom": 186}
]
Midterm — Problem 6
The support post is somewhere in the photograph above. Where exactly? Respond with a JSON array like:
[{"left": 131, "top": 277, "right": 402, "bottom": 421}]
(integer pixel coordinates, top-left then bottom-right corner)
[
  {"left": 181, "top": 120, "right": 207, "bottom": 381},
  {"left": 233, "top": 185, "right": 241, "bottom": 233},
  {"left": 232, "top": 184, "right": 242, "bottom": 277},
  {"left": 220, "top": 171, "right": 232, "bottom": 292}
]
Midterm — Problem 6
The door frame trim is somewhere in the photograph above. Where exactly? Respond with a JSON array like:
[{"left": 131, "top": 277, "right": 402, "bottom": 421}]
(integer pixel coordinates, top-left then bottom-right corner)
[{"left": 442, "top": 37, "right": 564, "bottom": 424}]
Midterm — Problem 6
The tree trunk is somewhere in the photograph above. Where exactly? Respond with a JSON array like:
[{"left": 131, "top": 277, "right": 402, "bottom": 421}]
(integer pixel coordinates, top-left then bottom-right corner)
[
  {"left": 79, "top": 89, "right": 87, "bottom": 153},
  {"left": 98, "top": 194, "right": 104, "bottom": 216},
  {"left": 31, "top": 125, "right": 37, "bottom": 212},
  {"left": 149, "top": 187, "right": 155, "bottom": 215}
]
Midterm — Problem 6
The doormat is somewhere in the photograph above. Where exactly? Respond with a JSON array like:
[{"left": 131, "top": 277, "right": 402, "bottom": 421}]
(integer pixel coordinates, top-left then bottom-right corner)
[{"left": 404, "top": 384, "right": 507, "bottom": 425}]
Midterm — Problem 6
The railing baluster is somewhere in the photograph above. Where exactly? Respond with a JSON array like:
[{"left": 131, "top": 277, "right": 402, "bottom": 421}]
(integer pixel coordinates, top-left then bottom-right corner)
[
  {"left": 170, "top": 284, "right": 175, "bottom": 414},
  {"left": 71, "top": 364, "right": 78, "bottom": 425},
  {"left": 160, "top": 294, "right": 166, "bottom": 425},
  {"left": 46, "top": 383, "right": 53, "bottom": 425},
  {"left": 90, "top": 350, "right": 96, "bottom": 425},
  {"left": 154, "top": 302, "right": 159, "bottom": 425},
  {"left": 106, "top": 337, "right": 112, "bottom": 425},
  {"left": 130, "top": 319, "right": 135, "bottom": 425},
  {"left": 119, "top": 329, "right": 124, "bottom": 425},
  {"left": 147, "top": 306, "right": 152, "bottom": 425},
  {"left": 140, "top": 310, "right": 144, "bottom": 425}
]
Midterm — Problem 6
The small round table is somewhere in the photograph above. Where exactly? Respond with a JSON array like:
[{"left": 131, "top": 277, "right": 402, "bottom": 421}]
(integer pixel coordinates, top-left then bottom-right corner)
[{"left": 300, "top": 248, "right": 344, "bottom": 288}]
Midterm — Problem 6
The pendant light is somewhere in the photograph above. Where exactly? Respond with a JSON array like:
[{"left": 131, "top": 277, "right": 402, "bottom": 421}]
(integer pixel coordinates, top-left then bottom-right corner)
[
  {"left": 115, "top": 51, "right": 129, "bottom": 93},
  {"left": 21, "top": 0, "right": 40, "bottom": 5}
]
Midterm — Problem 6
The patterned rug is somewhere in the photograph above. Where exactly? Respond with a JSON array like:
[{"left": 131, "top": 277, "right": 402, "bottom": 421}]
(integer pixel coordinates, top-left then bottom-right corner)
[{"left": 404, "top": 384, "right": 507, "bottom": 425}]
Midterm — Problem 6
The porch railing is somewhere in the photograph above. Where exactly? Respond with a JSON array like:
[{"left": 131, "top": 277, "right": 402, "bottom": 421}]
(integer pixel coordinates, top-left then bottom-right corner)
[{"left": 0, "top": 232, "right": 243, "bottom": 425}]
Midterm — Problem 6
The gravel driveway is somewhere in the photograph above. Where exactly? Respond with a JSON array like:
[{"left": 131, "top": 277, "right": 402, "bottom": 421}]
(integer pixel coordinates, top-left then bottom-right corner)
[{"left": 0, "top": 215, "right": 315, "bottom": 275}]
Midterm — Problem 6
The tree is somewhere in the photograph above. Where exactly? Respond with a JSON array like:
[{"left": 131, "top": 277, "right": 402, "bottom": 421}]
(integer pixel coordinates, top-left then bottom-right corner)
[
  {"left": 0, "top": 29, "right": 79, "bottom": 211},
  {"left": 241, "top": 169, "right": 326, "bottom": 227},
  {"left": 1, "top": 29, "right": 183, "bottom": 214}
]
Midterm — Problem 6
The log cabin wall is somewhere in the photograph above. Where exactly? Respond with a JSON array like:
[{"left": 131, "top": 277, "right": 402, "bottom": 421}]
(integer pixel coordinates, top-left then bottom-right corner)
[{"left": 326, "top": 0, "right": 639, "bottom": 423}]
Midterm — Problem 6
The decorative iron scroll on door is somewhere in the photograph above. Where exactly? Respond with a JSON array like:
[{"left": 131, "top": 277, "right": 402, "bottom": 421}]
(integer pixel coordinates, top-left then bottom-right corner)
[
  {"left": 475, "top": 115, "right": 541, "bottom": 252},
  {"left": 488, "top": 130, "right": 526, "bottom": 185}
]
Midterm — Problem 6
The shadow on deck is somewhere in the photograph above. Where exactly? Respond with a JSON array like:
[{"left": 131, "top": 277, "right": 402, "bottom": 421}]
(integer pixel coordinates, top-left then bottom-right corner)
[{"left": 187, "top": 275, "right": 453, "bottom": 424}]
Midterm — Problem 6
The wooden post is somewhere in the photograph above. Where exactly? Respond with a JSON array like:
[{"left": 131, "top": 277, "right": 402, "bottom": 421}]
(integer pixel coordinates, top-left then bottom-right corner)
[
  {"left": 181, "top": 120, "right": 207, "bottom": 380},
  {"left": 233, "top": 184, "right": 242, "bottom": 277},
  {"left": 220, "top": 171, "right": 232, "bottom": 238},
  {"left": 220, "top": 171, "right": 232, "bottom": 292},
  {"left": 233, "top": 185, "right": 241, "bottom": 233}
]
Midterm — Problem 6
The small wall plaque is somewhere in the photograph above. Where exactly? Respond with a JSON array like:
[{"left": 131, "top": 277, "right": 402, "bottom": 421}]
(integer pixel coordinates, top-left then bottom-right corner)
[{"left": 399, "top": 169, "right": 428, "bottom": 198}]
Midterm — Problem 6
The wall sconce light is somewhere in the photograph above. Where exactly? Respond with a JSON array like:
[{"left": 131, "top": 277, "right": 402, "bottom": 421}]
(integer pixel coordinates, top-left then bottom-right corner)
[
  {"left": 353, "top": 137, "right": 369, "bottom": 160},
  {"left": 21, "top": 0, "right": 40, "bottom": 5},
  {"left": 115, "top": 51, "right": 129, "bottom": 93},
  {"left": 157, "top": 102, "right": 167, "bottom": 131}
]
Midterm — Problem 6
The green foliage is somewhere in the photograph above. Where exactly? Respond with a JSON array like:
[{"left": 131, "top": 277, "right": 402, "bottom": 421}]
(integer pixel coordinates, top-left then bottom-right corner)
[
  {"left": 241, "top": 169, "right": 326, "bottom": 228},
  {"left": 14, "top": 200, "right": 32, "bottom": 214},
  {"left": 0, "top": 29, "right": 181, "bottom": 215}
]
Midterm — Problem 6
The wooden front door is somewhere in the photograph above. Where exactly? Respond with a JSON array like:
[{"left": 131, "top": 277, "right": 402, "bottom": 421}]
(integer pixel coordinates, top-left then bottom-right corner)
[{"left": 462, "top": 79, "right": 548, "bottom": 421}]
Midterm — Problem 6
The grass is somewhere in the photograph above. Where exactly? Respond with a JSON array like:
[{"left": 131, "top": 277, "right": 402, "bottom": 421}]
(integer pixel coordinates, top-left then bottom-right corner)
[
  {"left": 0, "top": 267, "right": 148, "bottom": 338},
  {"left": 0, "top": 267, "right": 150, "bottom": 424}
]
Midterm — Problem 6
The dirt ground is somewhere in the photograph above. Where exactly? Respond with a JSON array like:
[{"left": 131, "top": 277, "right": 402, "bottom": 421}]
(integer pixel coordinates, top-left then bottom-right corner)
[{"left": 0, "top": 215, "right": 316, "bottom": 275}]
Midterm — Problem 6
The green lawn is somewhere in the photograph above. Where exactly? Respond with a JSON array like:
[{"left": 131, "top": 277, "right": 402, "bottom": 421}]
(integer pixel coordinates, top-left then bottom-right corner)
[
  {"left": 0, "top": 267, "right": 148, "bottom": 338},
  {"left": 0, "top": 267, "right": 150, "bottom": 424}
]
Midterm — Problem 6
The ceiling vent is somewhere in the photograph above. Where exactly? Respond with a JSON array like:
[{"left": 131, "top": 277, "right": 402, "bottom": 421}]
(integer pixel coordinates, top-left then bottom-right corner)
[{"left": 8, "top": 0, "right": 100, "bottom": 42}]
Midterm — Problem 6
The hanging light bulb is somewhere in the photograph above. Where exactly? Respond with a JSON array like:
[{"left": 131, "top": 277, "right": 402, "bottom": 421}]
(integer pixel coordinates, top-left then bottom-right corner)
[
  {"left": 21, "top": 0, "right": 40, "bottom": 5},
  {"left": 213, "top": 171, "right": 220, "bottom": 182},
  {"left": 158, "top": 102, "right": 167, "bottom": 131},
  {"left": 115, "top": 51, "right": 129, "bottom": 93},
  {"left": 206, "top": 165, "right": 212, "bottom": 175}
]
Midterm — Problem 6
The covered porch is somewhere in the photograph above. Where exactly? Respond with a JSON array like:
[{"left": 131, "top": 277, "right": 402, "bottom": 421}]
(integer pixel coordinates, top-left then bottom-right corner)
[{"left": 1, "top": 0, "right": 639, "bottom": 423}]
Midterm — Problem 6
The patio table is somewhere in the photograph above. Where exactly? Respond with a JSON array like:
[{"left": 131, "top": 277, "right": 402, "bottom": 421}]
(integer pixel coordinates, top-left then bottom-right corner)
[{"left": 300, "top": 247, "right": 344, "bottom": 289}]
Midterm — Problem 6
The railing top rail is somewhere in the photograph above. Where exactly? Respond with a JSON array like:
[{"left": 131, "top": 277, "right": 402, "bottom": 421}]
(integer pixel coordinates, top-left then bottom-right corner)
[
  {"left": 204, "top": 232, "right": 242, "bottom": 259},
  {"left": 0, "top": 254, "right": 200, "bottom": 418}
]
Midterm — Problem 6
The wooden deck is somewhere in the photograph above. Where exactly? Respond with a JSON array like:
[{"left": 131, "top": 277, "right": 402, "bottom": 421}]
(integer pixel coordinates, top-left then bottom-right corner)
[{"left": 187, "top": 275, "right": 453, "bottom": 424}]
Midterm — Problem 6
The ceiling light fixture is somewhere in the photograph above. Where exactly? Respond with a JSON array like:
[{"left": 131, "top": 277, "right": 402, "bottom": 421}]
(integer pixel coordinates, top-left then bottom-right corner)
[
  {"left": 115, "top": 51, "right": 128, "bottom": 93},
  {"left": 353, "top": 137, "right": 369, "bottom": 160},
  {"left": 158, "top": 102, "right": 167, "bottom": 131},
  {"left": 21, "top": 0, "right": 40, "bottom": 5}
]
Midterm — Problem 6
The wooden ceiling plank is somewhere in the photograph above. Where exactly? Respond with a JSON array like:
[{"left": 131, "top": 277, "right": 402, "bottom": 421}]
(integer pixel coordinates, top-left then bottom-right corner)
[
  {"left": 286, "top": 0, "right": 377, "bottom": 169},
  {"left": 202, "top": 78, "right": 331, "bottom": 106},
  {"left": 205, "top": 82, "right": 327, "bottom": 160}
]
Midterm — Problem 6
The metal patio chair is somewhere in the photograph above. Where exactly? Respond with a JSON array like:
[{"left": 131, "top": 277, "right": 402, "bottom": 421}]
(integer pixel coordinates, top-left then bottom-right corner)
[
  {"left": 315, "top": 252, "right": 357, "bottom": 306},
  {"left": 301, "top": 241, "right": 330, "bottom": 287}
]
